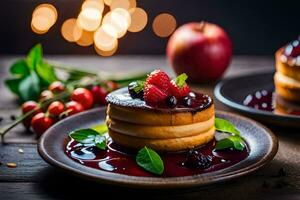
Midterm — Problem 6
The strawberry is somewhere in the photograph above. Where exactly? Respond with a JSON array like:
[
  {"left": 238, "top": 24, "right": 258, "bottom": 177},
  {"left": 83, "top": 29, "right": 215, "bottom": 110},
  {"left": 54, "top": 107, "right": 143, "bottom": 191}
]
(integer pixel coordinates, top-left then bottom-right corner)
[
  {"left": 144, "top": 84, "right": 168, "bottom": 105},
  {"left": 170, "top": 73, "right": 190, "bottom": 99},
  {"left": 145, "top": 70, "right": 171, "bottom": 94}
]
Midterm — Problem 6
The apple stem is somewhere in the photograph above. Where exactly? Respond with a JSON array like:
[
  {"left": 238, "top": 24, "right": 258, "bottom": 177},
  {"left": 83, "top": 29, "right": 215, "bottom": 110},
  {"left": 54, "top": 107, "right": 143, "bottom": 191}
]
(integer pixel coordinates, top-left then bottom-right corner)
[{"left": 198, "top": 21, "right": 206, "bottom": 32}]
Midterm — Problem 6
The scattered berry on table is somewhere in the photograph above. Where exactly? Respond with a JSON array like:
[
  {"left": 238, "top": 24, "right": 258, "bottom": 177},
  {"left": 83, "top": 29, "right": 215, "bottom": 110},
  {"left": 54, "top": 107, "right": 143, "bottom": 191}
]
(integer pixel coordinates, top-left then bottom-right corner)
[
  {"left": 39, "top": 90, "right": 54, "bottom": 102},
  {"left": 91, "top": 86, "right": 108, "bottom": 105},
  {"left": 66, "top": 101, "right": 85, "bottom": 116},
  {"left": 31, "top": 113, "right": 53, "bottom": 136},
  {"left": 71, "top": 88, "right": 94, "bottom": 109},
  {"left": 48, "top": 81, "right": 65, "bottom": 93},
  {"left": 21, "top": 101, "right": 42, "bottom": 129},
  {"left": 48, "top": 101, "right": 65, "bottom": 117},
  {"left": 10, "top": 115, "right": 16, "bottom": 121}
]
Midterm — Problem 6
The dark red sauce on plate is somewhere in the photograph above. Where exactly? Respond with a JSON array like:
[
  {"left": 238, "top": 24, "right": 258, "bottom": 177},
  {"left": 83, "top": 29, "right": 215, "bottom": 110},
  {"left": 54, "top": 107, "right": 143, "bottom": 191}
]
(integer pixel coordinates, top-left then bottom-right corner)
[{"left": 65, "top": 136, "right": 249, "bottom": 177}]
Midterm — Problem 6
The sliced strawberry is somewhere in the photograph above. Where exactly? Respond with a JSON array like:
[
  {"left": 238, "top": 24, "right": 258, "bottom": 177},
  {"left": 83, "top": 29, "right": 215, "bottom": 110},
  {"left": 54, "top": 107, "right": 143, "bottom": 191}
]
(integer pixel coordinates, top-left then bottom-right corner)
[
  {"left": 144, "top": 84, "right": 168, "bottom": 105},
  {"left": 170, "top": 73, "right": 190, "bottom": 99},
  {"left": 145, "top": 70, "right": 171, "bottom": 94}
]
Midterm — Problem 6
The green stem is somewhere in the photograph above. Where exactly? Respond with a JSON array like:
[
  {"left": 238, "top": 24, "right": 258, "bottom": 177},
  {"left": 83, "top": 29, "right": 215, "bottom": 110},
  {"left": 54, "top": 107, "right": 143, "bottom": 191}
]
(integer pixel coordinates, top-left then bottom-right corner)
[{"left": 48, "top": 61, "right": 98, "bottom": 77}]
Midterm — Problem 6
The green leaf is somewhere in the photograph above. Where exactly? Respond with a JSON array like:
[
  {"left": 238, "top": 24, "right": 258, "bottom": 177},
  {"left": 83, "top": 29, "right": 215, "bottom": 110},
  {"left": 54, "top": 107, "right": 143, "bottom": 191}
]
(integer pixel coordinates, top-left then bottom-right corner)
[
  {"left": 27, "top": 44, "right": 42, "bottom": 70},
  {"left": 215, "top": 136, "right": 245, "bottom": 151},
  {"left": 18, "top": 71, "right": 41, "bottom": 102},
  {"left": 9, "top": 60, "right": 30, "bottom": 77},
  {"left": 133, "top": 81, "right": 145, "bottom": 94},
  {"left": 92, "top": 124, "right": 108, "bottom": 135},
  {"left": 136, "top": 146, "right": 164, "bottom": 175},
  {"left": 5, "top": 78, "right": 23, "bottom": 95},
  {"left": 215, "top": 118, "right": 240, "bottom": 136},
  {"left": 95, "top": 135, "right": 107, "bottom": 150},
  {"left": 174, "top": 73, "right": 188, "bottom": 88},
  {"left": 36, "top": 62, "right": 57, "bottom": 84},
  {"left": 69, "top": 129, "right": 99, "bottom": 144}
]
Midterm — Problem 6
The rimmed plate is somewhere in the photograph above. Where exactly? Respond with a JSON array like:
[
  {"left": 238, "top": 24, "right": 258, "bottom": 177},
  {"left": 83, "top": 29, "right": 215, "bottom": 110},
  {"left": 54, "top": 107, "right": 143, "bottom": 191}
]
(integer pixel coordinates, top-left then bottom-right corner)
[
  {"left": 38, "top": 108, "right": 277, "bottom": 189},
  {"left": 214, "top": 71, "right": 300, "bottom": 127}
]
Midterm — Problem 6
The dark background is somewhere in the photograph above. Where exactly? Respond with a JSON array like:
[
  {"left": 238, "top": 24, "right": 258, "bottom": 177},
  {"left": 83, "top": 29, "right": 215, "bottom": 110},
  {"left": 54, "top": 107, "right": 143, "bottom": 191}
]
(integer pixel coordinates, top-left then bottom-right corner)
[{"left": 0, "top": 0, "right": 299, "bottom": 55}]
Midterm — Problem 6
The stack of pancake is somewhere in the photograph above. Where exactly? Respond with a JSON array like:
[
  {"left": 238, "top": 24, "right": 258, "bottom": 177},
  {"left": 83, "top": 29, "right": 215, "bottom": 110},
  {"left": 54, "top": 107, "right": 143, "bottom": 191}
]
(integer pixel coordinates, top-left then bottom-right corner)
[{"left": 105, "top": 88, "right": 215, "bottom": 152}]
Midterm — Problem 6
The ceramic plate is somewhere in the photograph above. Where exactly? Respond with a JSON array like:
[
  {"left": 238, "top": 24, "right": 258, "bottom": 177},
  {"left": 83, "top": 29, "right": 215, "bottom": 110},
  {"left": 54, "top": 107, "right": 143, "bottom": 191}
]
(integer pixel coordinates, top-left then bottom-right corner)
[
  {"left": 38, "top": 107, "right": 277, "bottom": 189},
  {"left": 214, "top": 71, "right": 300, "bottom": 127}
]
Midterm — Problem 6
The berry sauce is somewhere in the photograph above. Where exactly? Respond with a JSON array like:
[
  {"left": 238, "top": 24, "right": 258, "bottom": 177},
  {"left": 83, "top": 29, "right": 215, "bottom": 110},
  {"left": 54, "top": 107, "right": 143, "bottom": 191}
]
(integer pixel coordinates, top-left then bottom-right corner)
[
  {"left": 65, "top": 136, "right": 249, "bottom": 177},
  {"left": 243, "top": 90, "right": 300, "bottom": 115}
]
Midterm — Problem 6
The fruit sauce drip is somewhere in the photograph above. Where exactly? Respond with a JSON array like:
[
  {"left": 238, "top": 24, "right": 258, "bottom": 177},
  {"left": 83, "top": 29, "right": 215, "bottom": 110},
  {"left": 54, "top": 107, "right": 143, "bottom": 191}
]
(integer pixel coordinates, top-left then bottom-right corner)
[
  {"left": 282, "top": 37, "right": 300, "bottom": 66},
  {"left": 243, "top": 90, "right": 274, "bottom": 112},
  {"left": 66, "top": 137, "right": 249, "bottom": 177},
  {"left": 243, "top": 90, "right": 300, "bottom": 115}
]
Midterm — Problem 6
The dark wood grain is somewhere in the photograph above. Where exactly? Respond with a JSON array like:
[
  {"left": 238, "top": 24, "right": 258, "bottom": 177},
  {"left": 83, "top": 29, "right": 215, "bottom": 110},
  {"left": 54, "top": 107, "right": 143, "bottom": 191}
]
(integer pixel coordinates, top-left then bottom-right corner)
[{"left": 0, "top": 56, "right": 300, "bottom": 199}]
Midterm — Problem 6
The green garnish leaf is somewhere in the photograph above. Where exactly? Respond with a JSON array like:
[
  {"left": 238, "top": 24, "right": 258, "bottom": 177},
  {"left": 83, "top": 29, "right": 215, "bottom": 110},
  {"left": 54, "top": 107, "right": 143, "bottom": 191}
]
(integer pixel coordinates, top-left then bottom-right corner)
[
  {"left": 36, "top": 62, "right": 57, "bottom": 84},
  {"left": 136, "top": 146, "right": 164, "bottom": 175},
  {"left": 9, "top": 60, "right": 30, "bottom": 77},
  {"left": 26, "top": 43, "right": 42, "bottom": 70},
  {"left": 5, "top": 78, "right": 23, "bottom": 96},
  {"left": 215, "top": 136, "right": 245, "bottom": 151},
  {"left": 133, "top": 81, "right": 145, "bottom": 94},
  {"left": 95, "top": 135, "right": 107, "bottom": 150},
  {"left": 92, "top": 124, "right": 108, "bottom": 135},
  {"left": 215, "top": 118, "right": 245, "bottom": 151},
  {"left": 215, "top": 117, "right": 240, "bottom": 136},
  {"left": 18, "top": 71, "right": 41, "bottom": 102},
  {"left": 69, "top": 127, "right": 107, "bottom": 150},
  {"left": 174, "top": 73, "right": 188, "bottom": 88}
]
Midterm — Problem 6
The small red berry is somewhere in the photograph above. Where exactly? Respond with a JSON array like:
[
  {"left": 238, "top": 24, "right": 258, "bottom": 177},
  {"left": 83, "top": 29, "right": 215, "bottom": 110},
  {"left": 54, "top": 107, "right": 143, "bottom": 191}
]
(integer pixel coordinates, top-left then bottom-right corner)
[
  {"left": 66, "top": 101, "right": 85, "bottom": 116},
  {"left": 91, "top": 86, "right": 108, "bottom": 105},
  {"left": 145, "top": 70, "right": 171, "bottom": 94},
  {"left": 48, "top": 101, "right": 65, "bottom": 117},
  {"left": 21, "top": 101, "right": 42, "bottom": 129},
  {"left": 71, "top": 88, "right": 94, "bottom": 109},
  {"left": 39, "top": 90, "right": 54, "bottom": 102},
  {"left": 169, "top": 73, "right": 190, "bottom": 99},
  {"left": 144, "top": 84, "right": 168, "bottom": 105},
  {"left": 31, "top": 113, "right": 53, "bottom": 136},
  {"left": 106, "top": 81, "right": 119, "bottom": 91},
  {"left": 49, "top": 81, "right": 65, "bottom": 93}
]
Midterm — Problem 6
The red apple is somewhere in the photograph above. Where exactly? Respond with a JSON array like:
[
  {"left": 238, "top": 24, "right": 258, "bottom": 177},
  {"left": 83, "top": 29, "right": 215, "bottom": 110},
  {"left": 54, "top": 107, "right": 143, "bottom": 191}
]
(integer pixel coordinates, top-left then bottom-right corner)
[{"left": 167, "top": 22, "right": 232, "bottom": 83}]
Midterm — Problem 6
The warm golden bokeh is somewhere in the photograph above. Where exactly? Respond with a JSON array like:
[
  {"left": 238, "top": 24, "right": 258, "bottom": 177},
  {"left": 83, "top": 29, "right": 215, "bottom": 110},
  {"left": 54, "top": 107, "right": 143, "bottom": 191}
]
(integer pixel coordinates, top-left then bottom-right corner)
[
  {"left": 94, "top": 42, "right": 118, "bottom": 56},
  {"left": 104, "top": 0, "right": 112, "bottom": 6},
  {"left": 82, "top": 0, "right": 105, "bottom": 13},
  {"left": 94, "top": 24, "right": 118, "bottom": 51},
  {"left": 110, "top": 0, "right": 130, "bottom": 10},
  {"left": 128, "top": 7, "right": 147, "bottom": 32},
  {"left": 76, "top": 30, "right": 94, "bottom": 46},
  {"left": 152, "top": 13, "right": 177, "bottom": 37},
  {"left": 31, "top": 4, "right": 58, "bottom": 34},
  {"left": 61, "top": 18, "right": 83, "bottom": 42},
  {"left": 77, "top": 8, "right": 102, "bottom": 31}
]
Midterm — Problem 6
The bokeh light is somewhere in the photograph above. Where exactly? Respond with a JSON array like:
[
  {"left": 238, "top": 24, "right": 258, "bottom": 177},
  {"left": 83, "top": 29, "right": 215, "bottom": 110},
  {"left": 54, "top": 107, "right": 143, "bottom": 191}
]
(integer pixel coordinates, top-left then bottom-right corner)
[
  {"left": 110, "top": 0, "right": 130, "bottom": 10},
  {"left": 31, "top": 4, "right": 57, "bottom": 34},
  {"left": 76, "top": 30, "right": 94, "bottom": 46},
  {"left": 94, "top": 24, "right": 118, "bottom": 51},
  {"left": 77, "top": 8, "right": 102, "bottom": 31},
  {"left": 152, "top": 13, "right": 177, "bottom": 38},
  {"left": 103, "top": 8, "right": 131, "bottom": 38},
  {"left": 94, "top": 42, "right": 118, "bottom": 56},
  {"left": 128, "top": 8, "right": 147, "bottom": 32},
  {"left": 82, "top": 0, "right": 105, "bottom": 13},
  {"left": 104, "top": 0, "right": 112, "bottom": 6},
  {"left": 61, "top": 18, "right": 83, "bottom": 42}
]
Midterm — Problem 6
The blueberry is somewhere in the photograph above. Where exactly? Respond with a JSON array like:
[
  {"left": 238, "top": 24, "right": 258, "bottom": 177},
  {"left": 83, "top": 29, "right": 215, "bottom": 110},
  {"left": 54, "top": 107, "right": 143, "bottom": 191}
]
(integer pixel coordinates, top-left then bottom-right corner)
[
  {"left": 10, "top": 115, "right": 16, "bottom": 121},
  {"left": 166, "top": 96, "right": 177, "bottom": 108},
  {"left": 183, "top": 150, "right": 212, "bottom": 169},
  {"left": 128, "top": 81, "right": 144, "bottom": 99},
  {"left": 183, "top": 96, "right": 193, "bottom": 107}
]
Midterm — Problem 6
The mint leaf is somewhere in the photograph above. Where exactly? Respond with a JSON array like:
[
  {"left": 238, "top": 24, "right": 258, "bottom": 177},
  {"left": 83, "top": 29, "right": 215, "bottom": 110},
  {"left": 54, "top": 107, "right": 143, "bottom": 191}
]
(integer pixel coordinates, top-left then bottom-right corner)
[
  {"left": 133, "top": 81, "right": 145, "bottom": 94},
  {"left": 175, "top": 73, "right": 188, "bottom": 88},
  {"left": 136, "top": 146, "right": 164, "bottom": 175},
  {"left": 18, "top": 71, "right": 41, "bottom": 102},
  {"left": 215, "top": 136, "right": 245, "bottom": 151},
  {"left": 215, "top": 118, "right": 240, "bottom": 136},
  {"left": 9, "top": 60, "right": 30, "bottom": 77},
  {"left": 69, "top": 128, "right": 107, "bottom": 150},
  {"left": 36, "top": 62, "right": 57, "bottom": 84},
  {"left": 95, "top": 135, "right": 107, "bottom": 150},
  {"left": 92, "top": 124, "right": 108, "bottom": 134},
  {"left": 5, "top": 78, "right": 23, "bottom": 96},
  {"left": 27, "top": 44, "right": 42, "bottom": 70}
]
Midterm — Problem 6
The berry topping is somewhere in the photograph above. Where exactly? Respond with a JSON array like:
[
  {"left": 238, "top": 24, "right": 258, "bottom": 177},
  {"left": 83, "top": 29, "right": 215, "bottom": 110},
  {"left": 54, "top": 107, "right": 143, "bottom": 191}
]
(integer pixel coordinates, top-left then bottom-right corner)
[
  {"left": 284, "top": 38, "right": 300, "bottom": 58},
  {"left": 144, "top": 84, "right": 168, "bottom": 105},
  {"left": 183, "top": 150, "right": 212, "bottom": 169},
  {"left": 128, "top": 81, "right": 144, "bottom": 99},
  {"left": 145, "top": 70, "right": 171, "bottom": 94},
  {"left": 165, "top": 96, "right": 177, "bottom": 108},
  {"left": 188, "top": 92, "right": 196, "bottom": 98},
  {"left": 170, "top": 73, "right": 190, "bottom": 99},
  {"left": 183, "top": 96, "right": 193, "bottom": 107}
]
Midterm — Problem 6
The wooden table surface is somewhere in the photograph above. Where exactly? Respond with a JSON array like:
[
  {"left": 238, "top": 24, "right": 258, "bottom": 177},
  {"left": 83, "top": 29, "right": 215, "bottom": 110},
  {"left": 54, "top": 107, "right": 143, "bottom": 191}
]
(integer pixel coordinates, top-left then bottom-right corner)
[{"left": 0, "top": 55, "right": 300, "bottom": 200}]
